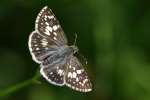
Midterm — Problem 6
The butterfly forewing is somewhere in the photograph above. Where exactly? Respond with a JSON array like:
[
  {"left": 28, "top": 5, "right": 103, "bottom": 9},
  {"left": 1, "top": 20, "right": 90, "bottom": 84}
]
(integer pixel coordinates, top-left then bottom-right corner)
[
  {"left": 35, "top": 6, "right": 67, "bottom": 45},
  {"left": 65, "top": 57, "right": 92, "bottom": 92},
  {"left": 40, "top": 64, "right": 66, "bottom": 86}
]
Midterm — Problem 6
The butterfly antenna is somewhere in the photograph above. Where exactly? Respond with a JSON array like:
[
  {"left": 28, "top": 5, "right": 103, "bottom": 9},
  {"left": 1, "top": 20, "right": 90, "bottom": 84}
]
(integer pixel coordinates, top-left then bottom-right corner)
[
  {"left": 74, "top": 33, "right": 78, "bottom": 46},
  {"left": 73, "top": 33, "right": 88, "bottom": 65}
]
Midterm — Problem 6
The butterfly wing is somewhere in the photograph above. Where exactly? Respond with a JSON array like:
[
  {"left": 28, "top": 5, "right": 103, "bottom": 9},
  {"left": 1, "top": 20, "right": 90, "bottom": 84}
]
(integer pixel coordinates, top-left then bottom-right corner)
[
  {"left": 29, "top": 6, "right": 92, "bottom": 92},
  {"left": 28, "top": 31, "right": 60, "bottom": 63},
  {"left": 65, "top": 56, "right": 92, "bottom": 92},
  {"left": 40, "top": 63, "right": 67, "bottom": 86},
  {"left": 35, "top": 6, "right": 67, "bottom": 46},
  {"left": 29, "top": 6, "right": 68, "bottom": 63}
]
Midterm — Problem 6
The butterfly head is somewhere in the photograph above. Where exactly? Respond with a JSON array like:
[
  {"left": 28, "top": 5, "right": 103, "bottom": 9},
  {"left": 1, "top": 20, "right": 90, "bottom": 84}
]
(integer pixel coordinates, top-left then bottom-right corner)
[{"left": 69, "top": 45, "right": 78, "bottom": 54}]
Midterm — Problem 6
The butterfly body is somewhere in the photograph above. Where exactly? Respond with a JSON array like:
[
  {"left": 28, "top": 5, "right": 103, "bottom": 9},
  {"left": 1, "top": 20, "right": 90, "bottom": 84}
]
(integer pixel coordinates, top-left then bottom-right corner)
[
  {"left": 42, "top": 45, "right": 78, "bottom": 67},
  {"left": 28, "top": 6, "right": 92, "bottom": 92}
]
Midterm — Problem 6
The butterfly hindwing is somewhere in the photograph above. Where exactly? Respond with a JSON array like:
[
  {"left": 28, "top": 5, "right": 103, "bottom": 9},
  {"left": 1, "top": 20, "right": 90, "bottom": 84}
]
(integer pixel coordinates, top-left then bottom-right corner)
[
  {"left": 40, "top": 63, "right": 66, "bottom": 86},
  {"left": 28, "top": 31, "right": 61, "bottom": 63}
]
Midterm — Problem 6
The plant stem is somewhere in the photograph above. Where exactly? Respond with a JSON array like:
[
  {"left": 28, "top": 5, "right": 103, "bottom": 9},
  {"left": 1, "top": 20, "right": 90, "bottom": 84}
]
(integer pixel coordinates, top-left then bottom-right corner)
[{"left": 0, "top": 69, "right": 41, "bottom": 97}]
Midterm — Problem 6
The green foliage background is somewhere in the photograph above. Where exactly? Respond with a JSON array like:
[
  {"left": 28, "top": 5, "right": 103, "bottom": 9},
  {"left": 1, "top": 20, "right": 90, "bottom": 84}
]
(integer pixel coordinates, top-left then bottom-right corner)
[{"left": 0, "top": 0, "right": 150, "bottom": 100}]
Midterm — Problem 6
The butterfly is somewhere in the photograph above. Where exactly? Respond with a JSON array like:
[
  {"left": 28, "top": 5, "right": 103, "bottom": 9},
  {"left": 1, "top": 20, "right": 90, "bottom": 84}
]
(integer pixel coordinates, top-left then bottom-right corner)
[{"left": 28, "top": 6, "right": 92, "bottom": 92}]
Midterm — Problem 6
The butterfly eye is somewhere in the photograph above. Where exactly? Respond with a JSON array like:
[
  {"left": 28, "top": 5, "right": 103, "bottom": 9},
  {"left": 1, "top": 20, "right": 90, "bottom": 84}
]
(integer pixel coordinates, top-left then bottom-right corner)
[{"left": 71, "top": 45, "right": 78, "bottom": 53}]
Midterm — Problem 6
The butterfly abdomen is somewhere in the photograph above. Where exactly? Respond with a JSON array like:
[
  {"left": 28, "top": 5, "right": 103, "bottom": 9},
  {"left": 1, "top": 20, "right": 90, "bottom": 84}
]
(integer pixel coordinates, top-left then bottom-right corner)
[{"left": 42, "top": 46, "right": 76, "bottom": 66}]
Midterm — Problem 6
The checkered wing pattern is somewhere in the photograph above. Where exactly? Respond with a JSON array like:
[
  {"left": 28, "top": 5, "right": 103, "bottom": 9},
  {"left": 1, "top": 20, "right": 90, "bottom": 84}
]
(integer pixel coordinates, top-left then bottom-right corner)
[
  {"left": 28, "top": 31, "right": 59, "bottom": 63},
  {"left": 29, "top": 6, "right": 67, "bottom": 63},
  {"left": 40, "top": 64, "right": 66, "bottom": 86},
  {"left": 35, "top": 6, "right": 67, "bottom": 46},
  {"left": 65, "top": 56, "right": 92, "bottom": 92}
]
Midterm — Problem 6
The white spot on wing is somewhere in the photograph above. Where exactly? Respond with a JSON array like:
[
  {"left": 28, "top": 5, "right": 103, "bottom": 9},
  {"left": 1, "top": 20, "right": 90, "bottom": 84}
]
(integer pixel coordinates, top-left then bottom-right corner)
[
  {"left": 53, "top": 32, "right": 57, "bottom": 36},
  {"left": 45, "top": 22, "right": 49, "bottom": 26},
  {"left": 72, "top": 72, "right": 77, "bottom": 78},
  {"left": 34, "top": 44, "right": 38, "bottom": 46},
  {"left": 68, "top": 72, "right": 72, "bottom": 78},
  {"left": 57, "top": 69, "right": 64, "bottom": 76},
  {"left": 83, "top": 79, "right": 88, "bottom": 84},
  {"left": 73, "top": 67, "right": 76, "bottom": 70},
  {"left": 77, "top": 70, "right": 82, "bottom": 74},
  {"left": 44, "top": 29, "right": 50, "bottom": 35},
  {"left": 42, "top": 38, "right": 47, "bottom": 41},
  {"left": 53, "top": 37, "right": 57, "bottom": 40},
  {"left": 48, "top": 15, "right": 54, "bottom": 19},
  {"left": 45, "top": 47, "right": 49, "bottom": 50},
  {"left": 44, "top": 17, "right": 47, "bottom": 21},
  {"left": 69, "top": 65, "right": 72, "bottom": 68},
  {"left": 46, "top": 26, "right": 52, "bottom": 32},
  {"left": 36, "top": 47, "right": 39, "bottom": 50},
  {"left": 41, "top": 42, "right": 48, "bottom": 46},
  {"left": 76, "top": 77, "right": 79, "bottom": 82},
  {"left": 53, "top": 25, "right": 59, "bottom": 31}
]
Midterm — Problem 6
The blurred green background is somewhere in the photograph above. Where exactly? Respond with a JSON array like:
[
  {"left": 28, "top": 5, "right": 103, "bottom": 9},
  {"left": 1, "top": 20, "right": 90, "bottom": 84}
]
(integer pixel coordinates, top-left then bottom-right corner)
[{"left": 0, "top": 0, "right": 150, "bottom": 100}]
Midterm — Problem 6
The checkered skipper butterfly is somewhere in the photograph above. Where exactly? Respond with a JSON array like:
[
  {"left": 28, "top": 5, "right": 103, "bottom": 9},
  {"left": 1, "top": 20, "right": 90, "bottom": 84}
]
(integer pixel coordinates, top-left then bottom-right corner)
[{"left": 28, "top": 6, "right": 92, "bottom": 92}]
